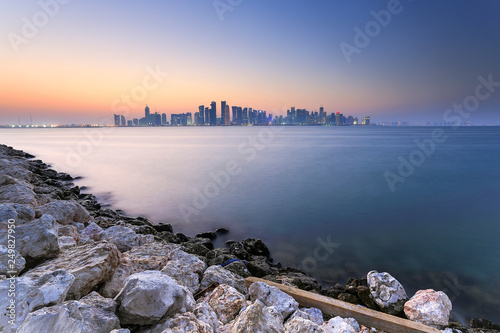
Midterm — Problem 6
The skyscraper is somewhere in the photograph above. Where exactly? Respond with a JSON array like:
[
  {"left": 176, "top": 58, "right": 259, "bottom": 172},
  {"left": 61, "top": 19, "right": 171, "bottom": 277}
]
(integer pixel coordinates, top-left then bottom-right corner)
[
  {"left": 120, "top": 115, "right": 126, "bottom": 126},
  {"left": 199, "top": 105, "right": 205, "bottom": 125},
  {"left": 221, "top": 101, "right": 226, "bottom": 125},
  {"left": 224, "top": 105, "right": 230, "bottom": 125},
  {"left": 161, "top": 113, "right": 167, "bottom": 125},
  {"left": 205, "top": 107, "right": 210, "bottom": 125},
  {"left": 210, "top": 101, "right": 217, "bottom": 126},
  {"left": 114, "top": 114, "right": 120, "bottom": 126},
  {"left": 145, "top": 105, "right": 150, "bottom": 118}
]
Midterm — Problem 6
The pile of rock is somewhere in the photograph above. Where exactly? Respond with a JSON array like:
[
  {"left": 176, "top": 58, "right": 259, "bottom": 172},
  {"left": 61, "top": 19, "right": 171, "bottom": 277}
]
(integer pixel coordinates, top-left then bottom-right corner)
[{"left": 1, "top": 143, "right": 499, "bottom": 333}]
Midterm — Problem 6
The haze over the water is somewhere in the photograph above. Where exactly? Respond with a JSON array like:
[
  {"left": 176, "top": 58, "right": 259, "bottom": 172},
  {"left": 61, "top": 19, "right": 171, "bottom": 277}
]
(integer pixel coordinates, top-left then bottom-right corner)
[{"left": 1, "top": 0, "right": 500, "bottom": 125}]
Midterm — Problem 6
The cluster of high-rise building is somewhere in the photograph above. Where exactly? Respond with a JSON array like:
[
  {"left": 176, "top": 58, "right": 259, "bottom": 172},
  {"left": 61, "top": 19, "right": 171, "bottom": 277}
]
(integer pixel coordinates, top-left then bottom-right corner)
[{"left": 113, "top": 103, "right": 371, "bottom": 127}]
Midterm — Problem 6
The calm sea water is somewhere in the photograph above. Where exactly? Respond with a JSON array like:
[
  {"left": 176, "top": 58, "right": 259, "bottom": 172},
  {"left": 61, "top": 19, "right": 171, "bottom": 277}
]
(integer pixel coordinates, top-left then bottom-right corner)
[{"left": 1, "top": 126, "right": 499, "bottom": 322}]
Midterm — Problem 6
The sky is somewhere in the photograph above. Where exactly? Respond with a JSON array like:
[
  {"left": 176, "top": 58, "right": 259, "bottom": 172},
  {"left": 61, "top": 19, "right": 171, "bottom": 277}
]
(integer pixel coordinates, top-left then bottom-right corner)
[{"left": 0, "top": 0, "right": 499, "bottom": 125}]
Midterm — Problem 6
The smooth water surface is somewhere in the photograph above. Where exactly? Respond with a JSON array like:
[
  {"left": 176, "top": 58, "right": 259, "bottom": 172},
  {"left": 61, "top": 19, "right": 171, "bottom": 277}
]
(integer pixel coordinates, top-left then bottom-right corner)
[{"left": 1, "top": 126, "right": 499, "bottom": 322}]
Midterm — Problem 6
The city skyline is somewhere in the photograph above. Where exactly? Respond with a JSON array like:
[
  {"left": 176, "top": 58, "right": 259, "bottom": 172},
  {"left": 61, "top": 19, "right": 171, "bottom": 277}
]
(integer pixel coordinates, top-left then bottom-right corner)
[{"left": 1, "top": 1, "right": 500, "bottom": 125}]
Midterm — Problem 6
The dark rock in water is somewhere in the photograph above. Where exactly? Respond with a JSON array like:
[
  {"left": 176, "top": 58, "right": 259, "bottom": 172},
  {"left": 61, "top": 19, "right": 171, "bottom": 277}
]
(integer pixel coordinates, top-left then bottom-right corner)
[
  {"left": 207, "top": 254, "right": 237, "bottom": 266},
  {"left": 229, "top": 238, "right": 271, "bottom": 260},
  {"left": 345, "top": 277, "right": 367, "bottom": 295},
  {"left": 57, "top": 172, "right": 73, "bottom": 181},
  {"left": 326, "top": 284, "right": 344, "bottom": 299},
  {"left": 135, "top": 216, "right": 154, "bottom": 226},
  {"left": 246, "top": 257, "right": 278, "bottom": 278},
  {"left": 96, "top": 209, "right": 119, "bottom": 219},
  {"left": 230, "top": 242, "right": 251, "bottom": 260},
  {"left": 357, "top": 285, "right": 378, "bottom": 310},
  {"left": 338, "top": 292, "right": 361, "bottom": 305},
  {"left": 156, "top": 231, "right": 181, "bottom": 244},
  {"left": 206, "top": 248, "right": 231, "bottom": 260},
  {"left": 470, "top": 318, "right": 500, "bottom": 331},
  {"left": 183, "top": 242, "right": 211, "bottom": 257},
  {"left": 153, "top": 222, "right": 173, "bottom": 233},
  {"left": 185, "top": 238, "right": 214, "bottom": 250},
  {"left": 175, "top": 232, "right": 190, "bottom": 243},
  {"left": 264, "top": 271, "right": 322, "bottom": 293},
  {"left": 215, "top": 227, "right": 229, "bottom": 234},
  {"left": 225, "top": 240, "right": 236, "bottom": 246},
  {"left": 196, "top": 231, "right": 217, "bottom": 240},
  {"left": 242, "top": 238, "right": 270, "bottom": 258},
  {"left": 224, "top": 261, "right": 251, "bottom": 278},
  {"left": 133, "top": 225, "right": 157, "bottom": 235}
]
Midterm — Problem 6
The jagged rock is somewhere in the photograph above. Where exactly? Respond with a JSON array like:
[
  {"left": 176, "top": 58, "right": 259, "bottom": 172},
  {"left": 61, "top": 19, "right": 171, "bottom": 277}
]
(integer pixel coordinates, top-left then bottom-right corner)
[
  {"left": 224, "top": 260, "right": 251, "bottom": 278},
  {"left": 102, "top": 225, "right": 140, "bottom": 252},
  {"left": 263, "top": 272, "right": 322, "bottom": 293},
  {"left": 0, "top": 245, "right": 25, "bottom": 274},
  {"left": 115, "top": 270, "right": 195, "bottom": 326},
  {"left": 3, "top": 214, "right": 60, "bottom": 260},
  {"left": 153, "top": 222, "right": 173, "bottom": 233},
  {"left": 79, "top": 221, "right": 104, "bottom": 244},
  {"left": 34, "top": 200, "right": 90, "bottom": 225},
  {"left": 143, "top": 312, "right": 213, "bottom": 333},
  {"left": 249, "top": 281, "right": 299, "bottom": 319},
  {"left": 367, "top": 270, "right": 408, "bottom": 315},
  {"left": 196, "top": 231, "right": 217, "bottom": 240},
  {"left": 0, "top": 159, "right": 33, "bottom": 181},
  {"left": 100, "top": 243, "right": 176, "bottom": 298},
  {"left": 338, "top": 292, "right": 361, "bottom": 304},
  {"left": 470, "top": 318, "right": 500, "bottom": 331},
  {"left": 138, "top": 234, "right": 155, "bottom": 246},
  {"left": 326, "top": 284, "right": 345, "bottom": 299},
  {"left": 321, "top": 316, "right": 361, "bottom": 333},
  {"left": 27, "top": 241, "right": 120, "bottom": 300},
  {"left": 17, "top": 292, "right": 120, "bottom": 333},
  {"left": 404, "top": 289, "right": 452, "bottom": 328},
  {"left": 0, "top": 270, "right": 75, "bottom": 332},
  {"left": 161, "top": 249, "right": 206, "bottom": 294},
  {"left": 110, "top": 330, "right": 130, "bottom": 333},
  {"left": 247, "top": 257, "right": 278, "bottom": 277},
  {"left": 204, "top": 284, "right": 246, "bottom": 324},
  {"left": 0, "top": 203, "right": 35, "bottom": 224},
  {"left": 193, "top": 302, "right": 221, "bottom": 331},
  {"left": 0, "top": 176, "right": 38, "bottom": 205},
  {"left": 200, "top": 265, "right": 247, "bottom": 295},
  {"left": 59, "top": 236, "right": 77, "bottom": 249},
  {"left": 288, "top": 307, "right": 324, "bottom": 325},
  {"left": 182, "top": 238, "right": 213, "bottom": 257},
  {"left": 58, "top": 225, "right": 79, "bottom": 241},
  {"left": 285, "top": 316, "right": 322, "bottom": 333},
  {"left": 228, "top": 299, "right": 284, "bottom": 332},
  {"left": 133, "top": 225, "right": 157, "bottom": 235}
]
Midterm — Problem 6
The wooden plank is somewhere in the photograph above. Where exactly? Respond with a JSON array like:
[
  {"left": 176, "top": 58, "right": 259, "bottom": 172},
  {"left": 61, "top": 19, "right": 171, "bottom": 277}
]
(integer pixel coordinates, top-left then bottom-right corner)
[{"left": 244, "top": 277, "right": 440, "bottom": 333}]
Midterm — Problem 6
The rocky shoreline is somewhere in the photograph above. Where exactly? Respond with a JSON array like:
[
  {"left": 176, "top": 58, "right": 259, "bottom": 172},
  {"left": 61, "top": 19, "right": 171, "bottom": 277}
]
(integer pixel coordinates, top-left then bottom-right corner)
[{"left": 0, "top": 143, "right": 499, "bottom": 333}]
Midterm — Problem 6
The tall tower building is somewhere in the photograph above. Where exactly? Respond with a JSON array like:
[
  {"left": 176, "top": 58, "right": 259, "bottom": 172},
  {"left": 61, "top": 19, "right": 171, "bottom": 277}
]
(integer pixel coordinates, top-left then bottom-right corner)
[
  {"left": 225, "top": 105, "right": 230, "bottom": 125},
  {"left": 210, "top": 101, "right": 217, "bottom": 126},
  {"left": 145, "top": 105, "right": 150, "bottom": 118},
  {"left": 199, "top": 105, "right": 205, "bottom": 125},
  {"left": 114, "top": 114, "right": 120, "bottom": 126},
  {"left": 221, "top": 101, "right": 227, "bottom": 125},
  {"left": 205, "top": 107, "right": 210, "bottom": 125}
]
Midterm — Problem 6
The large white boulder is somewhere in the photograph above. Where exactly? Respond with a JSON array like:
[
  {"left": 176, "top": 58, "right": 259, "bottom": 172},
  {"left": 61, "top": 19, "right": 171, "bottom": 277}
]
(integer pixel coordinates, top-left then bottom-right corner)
[
  {"left": 100, "top": 243, "right": 176, "bottom": 298},
  {"left": 35, "top": 200, "right": 90, "bottom": 225},
  {"left": 288, "top": 307, "right": 324, "bottom": 325},
  {"left": 0, "top": 270, "right": 75, "bottom": 332},
  {"left": 404, "top": 289, "right": 452, "bottom": 328},
  {"left": 115, "top": 270, "right": 195, "bottom": 326},
  {"left": 3, "top": 214, "right": 60, "bottom": 260},
  {"left": 249, "top": 281, "right": 299, "bottom": 319},
  {"left": 142, "top": 312, "right": 213, "bottom": 333},
  {"left": 161, "top": 250, "right": 206, "bottom": 294},
  {"left": 228, "top": 299, "right": 284, "bottom": 332},
  {"left": 27, "top": 241, "right": 120, "bottom": 300},
  {"left": 103, "top": 225, "right": 140, "bottom": 252},
  {"left": 206, "top": 284, "right": 246, "bottom": 324},
  {"left": 0, "top": 203, "right": 35, "bottom": 224},
  {"left": 321, "top": 316, "right": 360, "bottom": 333},
  {"left": 17, "top": 292, "right": 120, "bottom": 333},
  {"left": 285, "top": 316, "right": 322, "bottom": 333},
  {"left": 200, "top": 265, "right": 247, "bottom": 295},
  {"left": 367, "top": 270, "right": 408, "bottom": 315}
]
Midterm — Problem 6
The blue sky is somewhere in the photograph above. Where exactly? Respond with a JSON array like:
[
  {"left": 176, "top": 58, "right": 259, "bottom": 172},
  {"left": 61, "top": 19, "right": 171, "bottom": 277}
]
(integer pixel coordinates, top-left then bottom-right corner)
[{"left": 1, "top": 0, "right": 499, "bottom": 124}]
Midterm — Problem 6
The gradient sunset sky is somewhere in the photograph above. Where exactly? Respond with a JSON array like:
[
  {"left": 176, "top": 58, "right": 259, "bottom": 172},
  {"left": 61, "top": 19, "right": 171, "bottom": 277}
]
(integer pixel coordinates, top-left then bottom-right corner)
[{"left": 1, "top": 0, "right": 499, "bottom": 125}]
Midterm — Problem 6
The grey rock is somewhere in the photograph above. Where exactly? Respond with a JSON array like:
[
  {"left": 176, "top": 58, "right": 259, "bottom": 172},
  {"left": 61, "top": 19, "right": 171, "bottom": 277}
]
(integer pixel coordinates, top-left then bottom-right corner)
[
  {"left": 404, "top": 289, "right": 452, "bottom": 328},
  {"left": 35, "top": 200, "right": 90, "bottom": 225},
  {"left": 249, "top": 281, "right": 299, "bottom": 319},
  {"left": 103, "top": 225, "right": 140, "bottom": 252},
  {"left": 367, "top": 270, "right": 408, "bottom": 315},
  {"left": 115, "top": 270, "right": 195, "bottom": 326},
  {"left": 200, "top": 265, "right": 247, "bottom": 295},
  {"left": 17, "top": 292, "right": 120, "bottom": 333},
  {"left": 0, "top": 203, "right": 35, "bottom": 224},
  {"left": 228, "top": 299, "right": 284, "bottom": 333}
]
